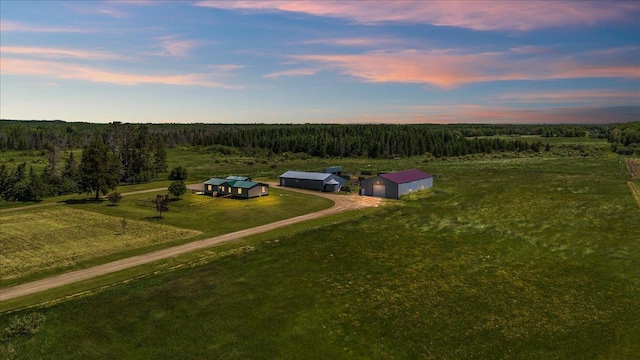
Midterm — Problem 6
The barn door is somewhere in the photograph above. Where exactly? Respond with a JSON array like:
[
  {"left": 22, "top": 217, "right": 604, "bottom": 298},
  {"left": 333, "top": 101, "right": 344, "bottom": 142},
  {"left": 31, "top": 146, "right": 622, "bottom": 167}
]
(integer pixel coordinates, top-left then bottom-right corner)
[{"left": 373, "top": 184, "right": 386, "bottom": 197}]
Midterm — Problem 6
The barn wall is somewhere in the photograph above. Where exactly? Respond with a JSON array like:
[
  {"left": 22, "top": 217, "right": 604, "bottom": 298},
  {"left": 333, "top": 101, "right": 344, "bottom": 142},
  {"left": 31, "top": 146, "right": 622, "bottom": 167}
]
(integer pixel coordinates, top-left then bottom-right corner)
[
  {"left": 397, "top": 177, "right": 433, "bottom": 198},
  {"left": 281, "top": 178, "right": 325, "bottom": 191},
  {"left": 360, "top": 176, "right": 398, "bottom": 199},
  {"left": 247, "top": 186, "right": 268, "bottom": 198}
]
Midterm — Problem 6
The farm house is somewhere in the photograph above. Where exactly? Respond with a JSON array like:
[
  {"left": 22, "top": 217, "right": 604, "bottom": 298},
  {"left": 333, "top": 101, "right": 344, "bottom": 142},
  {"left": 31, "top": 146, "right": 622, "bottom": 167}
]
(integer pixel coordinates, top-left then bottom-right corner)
[
  {"left": 204, "top": 176, "right": 267, "bottom": 198},
  {"left": 360, "top": 169, "right": 433, "bottom": 199},
  {"left": 219, "top": 180, "right": 269, "bottom": 199},
  {"left": 203, "top": 178, "right": 228, "bottom": 195},
  {"left": 279, "top": 170, "right": 347, "bottom": 192}
]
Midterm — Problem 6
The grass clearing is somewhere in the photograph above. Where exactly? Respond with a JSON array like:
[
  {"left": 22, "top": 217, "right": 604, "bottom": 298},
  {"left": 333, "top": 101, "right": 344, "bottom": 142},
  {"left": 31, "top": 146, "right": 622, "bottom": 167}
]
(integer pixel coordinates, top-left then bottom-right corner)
[
  {"left": 0, "top": 207, "right": 201, "bottom": 283},
  {"left": 1, "top": 155, "right": 638, "bottom": 358}
]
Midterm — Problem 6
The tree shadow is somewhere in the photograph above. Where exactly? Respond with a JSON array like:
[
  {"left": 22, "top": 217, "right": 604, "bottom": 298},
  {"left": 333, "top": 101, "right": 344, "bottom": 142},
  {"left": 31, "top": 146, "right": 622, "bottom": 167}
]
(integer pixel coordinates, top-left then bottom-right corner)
[
  {"left": 63, "top": 199, "right": 88, "bottom": 205},
  {"left": 145, "top": 215, "right": 163, "bottom": 221},
  {"left": 63, "top": 198, "right": 108, "bottom": 205}
]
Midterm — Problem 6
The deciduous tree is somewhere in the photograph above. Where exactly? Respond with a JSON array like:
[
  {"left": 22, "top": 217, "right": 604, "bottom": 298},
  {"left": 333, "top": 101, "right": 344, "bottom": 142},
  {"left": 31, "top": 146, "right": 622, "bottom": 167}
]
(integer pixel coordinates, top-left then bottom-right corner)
[
  {"left": 153, "top": 194, "right": 170, "bottom": 218},
  {"left": 168, "top": 180, "right": 186, "bottom": 199}
]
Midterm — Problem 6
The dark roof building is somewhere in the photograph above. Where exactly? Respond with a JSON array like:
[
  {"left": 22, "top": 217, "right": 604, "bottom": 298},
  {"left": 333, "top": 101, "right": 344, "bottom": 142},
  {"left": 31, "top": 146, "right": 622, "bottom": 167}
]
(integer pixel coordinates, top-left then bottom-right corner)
[
  {"left": 360, "top": 169, "right": 433, "bottom": 199},
  {"left": 204, "top": 176, "right": 268, "bottom": 198},
  {"left": 220, "top": 180, "right": 269, "bottom": 199},
  {"left": 279, "top": 170, "right": 347, "bottom": 192},
  {"left": 324, "top": 166, "right": 343, "bottom": 175}
]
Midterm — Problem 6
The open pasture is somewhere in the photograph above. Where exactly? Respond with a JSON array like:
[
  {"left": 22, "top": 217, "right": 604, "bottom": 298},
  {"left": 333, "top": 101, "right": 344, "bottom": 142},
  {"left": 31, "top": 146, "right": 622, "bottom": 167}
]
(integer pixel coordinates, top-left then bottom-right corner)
[
  {"left": 0, "top": 207, "right": 201, "bottom": 284},
  {"left": 2, "top": 155, "right": 638, "bottom": 358}
]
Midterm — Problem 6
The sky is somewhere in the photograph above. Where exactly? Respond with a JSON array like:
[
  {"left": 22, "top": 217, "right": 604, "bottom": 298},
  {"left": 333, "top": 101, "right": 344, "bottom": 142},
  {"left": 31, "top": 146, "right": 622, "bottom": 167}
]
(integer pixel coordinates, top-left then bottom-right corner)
[{"left": 1, "top": 1, "right": 639, "bottom": 124}]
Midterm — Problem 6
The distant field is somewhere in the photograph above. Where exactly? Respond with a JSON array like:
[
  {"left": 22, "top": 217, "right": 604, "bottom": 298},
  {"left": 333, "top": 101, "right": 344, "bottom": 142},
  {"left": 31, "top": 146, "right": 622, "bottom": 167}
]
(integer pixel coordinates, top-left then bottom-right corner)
[
  {"left": 0, "top": 207, "right": 201, "bottom": 283},
  {"left": 2, "top": 155, "right": 637, "bottom": 358}
]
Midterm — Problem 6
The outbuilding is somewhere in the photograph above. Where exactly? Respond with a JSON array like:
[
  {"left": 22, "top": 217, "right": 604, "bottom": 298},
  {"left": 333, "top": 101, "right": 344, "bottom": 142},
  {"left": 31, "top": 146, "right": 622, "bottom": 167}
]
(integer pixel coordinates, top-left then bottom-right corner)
[
  {"left": 324, "top": 166, "right": 343, "bottom": 176},
  {"left": 279, "top": 170, "right": 346, "bottom": 192},
  {"left": 360, "top": 169, "right": 433, "bottom": 199}
]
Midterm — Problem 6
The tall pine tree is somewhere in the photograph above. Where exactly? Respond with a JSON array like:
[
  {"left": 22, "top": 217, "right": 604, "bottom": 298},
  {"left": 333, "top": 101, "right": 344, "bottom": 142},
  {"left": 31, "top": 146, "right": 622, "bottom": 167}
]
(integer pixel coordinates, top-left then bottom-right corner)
[{"left": 80, "top": 139, "right": 120, "bottom": 200}]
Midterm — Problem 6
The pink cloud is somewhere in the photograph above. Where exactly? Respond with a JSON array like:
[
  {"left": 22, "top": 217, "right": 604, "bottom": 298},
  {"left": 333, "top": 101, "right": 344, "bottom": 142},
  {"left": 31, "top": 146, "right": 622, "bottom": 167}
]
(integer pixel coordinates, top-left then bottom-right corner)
[
  {"left": 296, "top": 37, "right": 401, "bottom": 48},
  {"left": 348, "top": 104, "right": 639, "bottom": 124},
  {"left": 0, "top": 20, "right": 92, "bottom": 33},
  {"left": 497, "top": 90, "right": 640, "bottom": 104},
  {"left": 262, "top": 68, "right": 318, "bottom": 78},
  {"left": 195, "top": 1, "right": 640, "bottom": 31},
  {"left": 290, "top": 47, "right": 639, "bottom": 88},
  {"left": 156, "top": 36, "right": 209, "bottom": 58},
  {"left": 0, "top": 58, "right": 241, "bottom": 89},
  {"left": 1, "top": 46, "right": 128, "bottom": 61}
]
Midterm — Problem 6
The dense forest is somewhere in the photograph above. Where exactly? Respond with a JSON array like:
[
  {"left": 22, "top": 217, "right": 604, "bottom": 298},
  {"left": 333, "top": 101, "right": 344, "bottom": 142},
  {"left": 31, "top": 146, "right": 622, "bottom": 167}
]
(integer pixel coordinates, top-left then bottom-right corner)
[
  {"left": 1, "top": 120, "right": 637, "bottom": 158},
  {"left": 1, "top": 120, "right": 638, "bottom": 203}
]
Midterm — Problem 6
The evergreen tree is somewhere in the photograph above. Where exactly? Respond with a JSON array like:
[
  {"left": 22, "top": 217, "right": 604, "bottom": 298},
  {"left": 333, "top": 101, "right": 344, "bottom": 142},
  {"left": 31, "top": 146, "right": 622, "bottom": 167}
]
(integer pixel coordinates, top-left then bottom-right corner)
[
  {"left": 153, "top": 138, "right": 168, "bottom": 178},
  {"left": 80, "top": 139, "right": 120, "bottom": 200}
]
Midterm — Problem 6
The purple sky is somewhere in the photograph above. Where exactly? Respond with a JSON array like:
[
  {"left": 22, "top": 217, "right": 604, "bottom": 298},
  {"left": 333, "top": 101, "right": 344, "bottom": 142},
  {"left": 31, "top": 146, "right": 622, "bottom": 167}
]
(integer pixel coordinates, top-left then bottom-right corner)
[{"left": 1, "top": 1, "right": 639, "bottom": 124}]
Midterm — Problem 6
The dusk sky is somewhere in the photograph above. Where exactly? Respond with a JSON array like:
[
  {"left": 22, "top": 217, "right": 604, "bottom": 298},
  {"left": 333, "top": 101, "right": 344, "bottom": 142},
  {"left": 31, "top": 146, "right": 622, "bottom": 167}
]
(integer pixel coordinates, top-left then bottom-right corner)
[{"left": 1, "top": 1, "right": 639, "bottom": 124}]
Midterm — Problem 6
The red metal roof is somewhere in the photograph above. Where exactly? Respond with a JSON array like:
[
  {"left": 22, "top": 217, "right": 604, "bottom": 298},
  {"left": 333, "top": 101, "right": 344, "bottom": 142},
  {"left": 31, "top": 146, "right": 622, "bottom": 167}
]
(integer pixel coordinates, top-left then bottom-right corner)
[{"left": 379, "top": 169, "right": 432, "bottom": 184}]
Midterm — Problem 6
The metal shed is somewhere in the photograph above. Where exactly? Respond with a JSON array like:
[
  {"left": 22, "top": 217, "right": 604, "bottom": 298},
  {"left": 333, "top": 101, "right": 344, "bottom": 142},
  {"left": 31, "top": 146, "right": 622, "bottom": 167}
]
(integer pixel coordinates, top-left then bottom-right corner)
[
  {"left": 324, "top": 166, "right": 343, "bottom": 175},
  {"left": 360, "top": 169, "right": 433, "bottom": 199},
  {"left": 279, "top": 170, "right": 346, "bottom": 192}
]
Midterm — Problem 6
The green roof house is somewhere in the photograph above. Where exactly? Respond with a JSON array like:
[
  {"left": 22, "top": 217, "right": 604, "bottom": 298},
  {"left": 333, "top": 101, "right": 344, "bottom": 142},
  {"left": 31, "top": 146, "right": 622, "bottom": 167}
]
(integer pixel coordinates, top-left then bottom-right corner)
[{"left": 204, "top": 176, "right": 268, "bottom": 199}]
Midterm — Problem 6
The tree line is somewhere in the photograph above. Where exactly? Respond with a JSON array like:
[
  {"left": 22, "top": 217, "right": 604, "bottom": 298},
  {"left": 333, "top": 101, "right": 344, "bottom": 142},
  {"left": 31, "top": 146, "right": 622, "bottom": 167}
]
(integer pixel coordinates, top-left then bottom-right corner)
[
  {"left": 0, "top": 124, "right": 168, "bottom": 202},
  {"left": 1, "top": 120, "right": 629, "bottom": 157}
]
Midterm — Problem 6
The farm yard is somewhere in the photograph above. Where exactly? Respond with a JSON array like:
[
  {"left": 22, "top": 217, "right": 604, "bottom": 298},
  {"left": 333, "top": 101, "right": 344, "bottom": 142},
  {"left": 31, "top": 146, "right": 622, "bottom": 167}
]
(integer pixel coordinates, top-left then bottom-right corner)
[{"left": 1, "top": 149, "right": 638, "bottom": 359}]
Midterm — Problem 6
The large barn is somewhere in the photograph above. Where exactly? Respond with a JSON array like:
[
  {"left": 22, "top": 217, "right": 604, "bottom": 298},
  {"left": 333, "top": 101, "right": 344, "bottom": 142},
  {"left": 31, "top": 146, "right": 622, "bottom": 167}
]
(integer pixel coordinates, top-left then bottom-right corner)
[
  {"left": 279, "top": 170, "right": 347, "bottom": 192},
  {"left": 360, "top": 169, "right": 433, "bottom": 199}
]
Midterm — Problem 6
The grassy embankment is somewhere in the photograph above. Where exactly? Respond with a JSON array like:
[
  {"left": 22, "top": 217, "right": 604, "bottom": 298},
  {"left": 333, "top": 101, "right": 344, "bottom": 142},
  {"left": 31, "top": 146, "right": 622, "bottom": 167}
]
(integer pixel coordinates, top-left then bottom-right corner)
[{"left": 1, "top": 148, "right": 638, "bottom": 358}]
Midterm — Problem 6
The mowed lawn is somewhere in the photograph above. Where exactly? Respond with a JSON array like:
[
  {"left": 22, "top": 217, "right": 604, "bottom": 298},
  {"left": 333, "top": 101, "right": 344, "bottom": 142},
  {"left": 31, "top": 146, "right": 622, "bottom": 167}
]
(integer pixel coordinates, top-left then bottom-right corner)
[
  {"left": 0, "top": 207, "right": 201, "bottom": 283},
  {"left": 1, "top": 155, "right": 638, "bottom": 358}
]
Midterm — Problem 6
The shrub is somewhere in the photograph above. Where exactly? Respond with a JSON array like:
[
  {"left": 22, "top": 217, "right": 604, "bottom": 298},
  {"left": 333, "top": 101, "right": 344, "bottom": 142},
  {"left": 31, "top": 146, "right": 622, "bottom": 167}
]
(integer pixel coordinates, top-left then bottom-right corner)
[
  {"left": 169, "top": 166, "right": 188, "bottom": 181},
  {"left": 3, "top": 313, "right": 46, "bottom": 339},
  {"left": 107, "top": 191, "right": 122, "bottom": 205}
]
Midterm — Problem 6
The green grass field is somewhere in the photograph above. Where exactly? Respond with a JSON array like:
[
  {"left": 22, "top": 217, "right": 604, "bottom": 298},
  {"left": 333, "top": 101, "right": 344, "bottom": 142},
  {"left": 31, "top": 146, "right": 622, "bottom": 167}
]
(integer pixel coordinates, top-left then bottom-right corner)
[
  {"left": 0, "top": 207, "right": 201, "bottom": 283},
  {"left": 1, "top": 153, "right": 638, "bottom": 359},
  {"left": 0, "top": 188, "right": 332, "bottom": 286}
]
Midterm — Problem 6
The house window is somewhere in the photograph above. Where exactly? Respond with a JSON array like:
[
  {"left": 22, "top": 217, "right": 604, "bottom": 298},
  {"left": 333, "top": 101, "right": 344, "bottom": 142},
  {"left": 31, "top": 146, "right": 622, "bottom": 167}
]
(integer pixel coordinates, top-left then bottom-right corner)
[
  {"left": 207, "top": 185, "right": 212, "bottom": 191},
  {"left": 238, "top": 188, "right": 243, "bottom": 194},
  {"left": 221, "top": 186, "right": 225, "bottom": 192},
  {"left": 262, "top": 186, "right": 266, "bottom": 193}
]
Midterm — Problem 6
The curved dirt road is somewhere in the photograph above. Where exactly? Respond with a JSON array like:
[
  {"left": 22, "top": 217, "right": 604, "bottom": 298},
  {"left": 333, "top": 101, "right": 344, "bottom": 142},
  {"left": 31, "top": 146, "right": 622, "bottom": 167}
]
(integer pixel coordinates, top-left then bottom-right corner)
[{"left": 0, "top": 185, "right": 381, "bottom": 301}]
